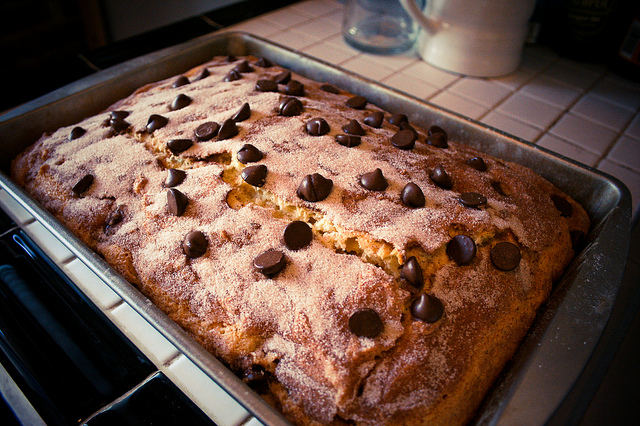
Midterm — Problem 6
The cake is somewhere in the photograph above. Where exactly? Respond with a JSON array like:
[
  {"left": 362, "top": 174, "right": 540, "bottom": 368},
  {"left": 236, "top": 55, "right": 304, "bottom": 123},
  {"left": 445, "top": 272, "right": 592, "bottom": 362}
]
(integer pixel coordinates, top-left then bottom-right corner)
[{"left": 11, "top": 55, "right": 590, "bottom": 425}]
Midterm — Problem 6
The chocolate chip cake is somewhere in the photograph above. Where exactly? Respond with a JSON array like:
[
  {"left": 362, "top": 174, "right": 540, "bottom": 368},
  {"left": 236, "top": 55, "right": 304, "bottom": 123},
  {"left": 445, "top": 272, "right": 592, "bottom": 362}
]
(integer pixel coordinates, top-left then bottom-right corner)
[{"left": 11, "top": 55, "right": 590, "bottom": 425}]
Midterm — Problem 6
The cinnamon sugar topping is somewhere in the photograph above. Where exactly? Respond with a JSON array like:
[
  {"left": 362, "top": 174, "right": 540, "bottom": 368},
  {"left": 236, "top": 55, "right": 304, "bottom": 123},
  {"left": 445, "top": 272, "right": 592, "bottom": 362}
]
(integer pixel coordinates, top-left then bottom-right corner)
[{"left": 11, "top": 55, "right": 591, "bottom": 426}]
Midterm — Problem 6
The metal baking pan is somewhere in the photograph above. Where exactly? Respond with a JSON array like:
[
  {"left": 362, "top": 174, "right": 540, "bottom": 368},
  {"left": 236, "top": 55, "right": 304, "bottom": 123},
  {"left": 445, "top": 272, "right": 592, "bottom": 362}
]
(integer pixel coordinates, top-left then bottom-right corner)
[{"left": 0, "top": 31, "right": 632, "bottom": 425}]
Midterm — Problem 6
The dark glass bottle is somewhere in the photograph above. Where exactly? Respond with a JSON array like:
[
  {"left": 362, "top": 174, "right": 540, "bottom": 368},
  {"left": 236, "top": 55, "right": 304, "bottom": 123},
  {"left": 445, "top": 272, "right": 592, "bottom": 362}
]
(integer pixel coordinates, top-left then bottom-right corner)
[
  {"left": 610, "top": 5, "right": 640, "bottom": 82},
  {"left": 546, "top": 0, "right": 622, "bottom": 62}
]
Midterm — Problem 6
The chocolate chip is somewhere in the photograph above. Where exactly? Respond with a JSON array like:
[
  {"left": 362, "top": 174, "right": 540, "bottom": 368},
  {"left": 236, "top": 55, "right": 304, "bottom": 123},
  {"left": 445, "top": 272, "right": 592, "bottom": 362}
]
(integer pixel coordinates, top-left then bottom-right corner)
[
  {"left": 172, "top": 75, "right": 190, "bottom": 88},
  {"left": 167, "top": 188, "right": 189, "bottom": 216},
  {"left": 335, "top": 134, "right": 361, "bottom": 147},
  {"left": 430, "top": 165, "right": 453, "bottom": 189},
  {"left": 72, "top": 174, "right": 94, "bottom": 195},
  {"left": 400, "top": 121, "right": 417, "bottom": 133},
  {"left": 240, "top": 363, "right": 267, "bottom": 383},
  {"left": 411, "top": 293, "right": 444, "bottom": 323},
  {"left": 490, "top": 242, "right": 521, "bottom": 271},
  {"left": 401, "top": 183, "right": 425, "bottom": 208},
  {"left": 224, "top": 70, "right": 242, "bottom": 82},
  {"left": 69, "top": 127, "right": 86, "bottom": 140},
  {"left": 459, "top": 192, "right": 487, "bottom": 208},
  {"left": 426, "top": 126, "right": 448, "bottom": 148},
  {"left": 105, "top": 206, "right": 124, "bottom": 231},
  {"left": 147, "top": 114, "right": 168, "bottom": 132},
  {"left": 233, "top": 60, "right": 253, "bottom": 73},
  {"left": 273, "top": 70, "right": 291, "bottom": 84},
  {"left": 237, "top": 144, "right": 264, "bottom": 164},
  {"left": 425, "top": 132, "right": 448, "bottom": 148},
  {"left": 306, "top": 118, "right": 330, "bottom": 136},
  {"left": 183, "top": 230, "right": 207, "bottom": 258},
  {"left": 194, "top": 68, "right": 210, "bottom": 81},
  {"left": 278, "top": 97, "right": 303, "bottom": 116},
  {"left": 446, "top": 235, "right": 476, "bottom": 265},
  {"left": 285, "top": 80, "right": 305, "bottom": 96},
  {"left": 167, "top": 139, "right": 193, "bottom": 155},
  {"left": 110, "top": 117, "right": 130, "bottom": 134},
  {"left": 388, "top": 114, "right": 408, "bottom": 126},
  {"left": 165, "top": 169, "right": 186, "bottom": 187},
  {"left": 343, "top": 119, "right": 365, "bottom": 136},
  {"left": 110, "top": 111, "right": 130, "bottom": 120},
  {"left": 256, "top": 79, "right": 279, "bottom": 92},
  {"left": 217, "top": 118, "right": 239, "bottom": 140},
  {"left": 225, "top": 55, "right": 237, "bottom": 63},
  {"left": 255, "top": 57, "right": 273, "bottom": 67},
  {"left": 466, "top": 156, "right": 487, "bottom": 171},
  {"left": 232, "top": 103, "right": 251, "bottom": 122},
  {"left": 348, "top": 308, "right": 383, "bottom": 338},
  {"left": 346, "top": 95, "right": 367, "bottom": 109},
  {"left": 170, "top": 94, "right": 192, "bottom": 111},
  {"left": 320, "top": 83, "right": 340, "bottom": 94},
  {"left": 391, "top": 129, "right": 417, "bottom": 150},
  {"left": 364, "top": 111, "right": 384, "bottom": 128},
  {"left": 400, "top": 124, "right": 419, "bottom": 143},
  {"left": 551, "top": 194, "right": 573, "bottom": 217},
  {"left": 401, "top": 256, "right": 423, "bottom": 288},
  {"left": 254, "top": 249, "right": 286, "bottom": 276},
  {"left": 241, "top": 364, "right": 270, "bottom": 394},
  {"left": 429, "top": 125, "right": 446, "bottom": 136},
  {"left": 284, "top": 220, "right": 313, "bottom": 251},
  {"left": 241, "top": 164, "right": 268, "bottom": 187},
  {"left": 297, "top": 173, "right": 333, "bottom": 202},
  {"left": 194, "top": 121, "right": 220, "bottom": 141},
  {"left": 360, "top": 168, "right": 388, "bottom": 191}
]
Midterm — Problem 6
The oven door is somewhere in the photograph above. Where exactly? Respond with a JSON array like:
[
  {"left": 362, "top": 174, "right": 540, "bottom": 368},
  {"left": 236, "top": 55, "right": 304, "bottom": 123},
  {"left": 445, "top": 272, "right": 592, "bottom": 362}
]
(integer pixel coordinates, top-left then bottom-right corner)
[{"left": 0, "top": 206, "right": 222, "bottom": 425}]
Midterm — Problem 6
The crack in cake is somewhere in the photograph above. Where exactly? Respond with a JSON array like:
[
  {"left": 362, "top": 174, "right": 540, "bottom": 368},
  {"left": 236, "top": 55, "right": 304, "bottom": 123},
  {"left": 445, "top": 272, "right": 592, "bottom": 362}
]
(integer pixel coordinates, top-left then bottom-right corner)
[{"left": 11, "top": 55, "right": 590, "bottom": 425}]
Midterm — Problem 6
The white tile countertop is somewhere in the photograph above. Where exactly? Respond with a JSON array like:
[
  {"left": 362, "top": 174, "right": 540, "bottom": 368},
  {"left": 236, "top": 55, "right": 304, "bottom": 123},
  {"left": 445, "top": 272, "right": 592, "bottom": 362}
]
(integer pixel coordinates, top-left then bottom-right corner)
[{"left": 226, "top": 0, "right": 640, "bottom": 220}]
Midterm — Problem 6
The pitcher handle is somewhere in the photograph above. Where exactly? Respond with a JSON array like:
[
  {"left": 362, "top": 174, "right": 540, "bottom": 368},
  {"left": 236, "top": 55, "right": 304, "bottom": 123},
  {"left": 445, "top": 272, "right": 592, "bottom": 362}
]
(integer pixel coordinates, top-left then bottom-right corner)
[{"left": 400, "top": 0, "right": 439, "bottom": 35}]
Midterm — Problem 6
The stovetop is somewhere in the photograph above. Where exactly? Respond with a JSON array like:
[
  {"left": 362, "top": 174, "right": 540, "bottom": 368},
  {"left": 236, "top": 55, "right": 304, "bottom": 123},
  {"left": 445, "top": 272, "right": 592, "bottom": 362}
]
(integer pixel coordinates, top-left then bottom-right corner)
[{"left": 0, "top": 207, "right": 217, "bottom": 425}]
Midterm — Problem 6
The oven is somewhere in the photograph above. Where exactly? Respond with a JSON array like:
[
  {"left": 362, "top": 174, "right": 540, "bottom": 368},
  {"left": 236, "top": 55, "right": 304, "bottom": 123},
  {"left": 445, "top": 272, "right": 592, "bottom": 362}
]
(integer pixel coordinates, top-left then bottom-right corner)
[{"left": 0, "top": 204, "right": 221, "bottom": 425}]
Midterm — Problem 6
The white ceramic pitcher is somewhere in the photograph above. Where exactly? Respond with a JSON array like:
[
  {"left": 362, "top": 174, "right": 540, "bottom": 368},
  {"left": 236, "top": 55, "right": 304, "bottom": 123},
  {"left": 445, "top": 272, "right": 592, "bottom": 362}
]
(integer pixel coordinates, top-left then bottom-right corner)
[{"left": 400, "top": 0, "right": 536, "bottom": 77}]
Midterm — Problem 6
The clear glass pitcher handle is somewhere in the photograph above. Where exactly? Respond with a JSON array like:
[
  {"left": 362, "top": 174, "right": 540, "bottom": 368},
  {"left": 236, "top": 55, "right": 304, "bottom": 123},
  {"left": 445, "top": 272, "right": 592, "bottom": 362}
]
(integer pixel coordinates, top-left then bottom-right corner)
[{"left": 399, "top": 0, "right": 438, "bottom": 34}]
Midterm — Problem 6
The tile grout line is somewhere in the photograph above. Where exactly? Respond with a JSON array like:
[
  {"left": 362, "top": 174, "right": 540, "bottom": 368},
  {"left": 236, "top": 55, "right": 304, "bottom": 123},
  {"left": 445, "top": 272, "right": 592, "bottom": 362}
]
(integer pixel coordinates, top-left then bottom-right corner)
[
  {"left": 562, "top": 70, "right": 638, "bottom": 169},
  {"left": 477, "top": 55, "right": 566, "bottom": 138}
]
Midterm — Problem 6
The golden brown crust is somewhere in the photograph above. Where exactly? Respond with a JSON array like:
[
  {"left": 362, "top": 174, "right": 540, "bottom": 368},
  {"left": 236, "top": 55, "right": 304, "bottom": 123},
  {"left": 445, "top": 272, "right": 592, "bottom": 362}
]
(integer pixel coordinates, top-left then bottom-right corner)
[{"left": 11, "top": 56, "right": 590, "bottom": 425}]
